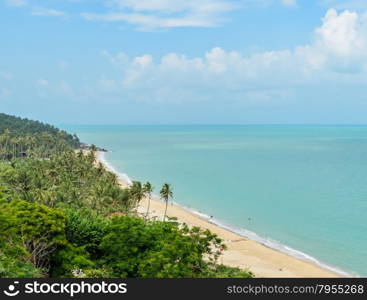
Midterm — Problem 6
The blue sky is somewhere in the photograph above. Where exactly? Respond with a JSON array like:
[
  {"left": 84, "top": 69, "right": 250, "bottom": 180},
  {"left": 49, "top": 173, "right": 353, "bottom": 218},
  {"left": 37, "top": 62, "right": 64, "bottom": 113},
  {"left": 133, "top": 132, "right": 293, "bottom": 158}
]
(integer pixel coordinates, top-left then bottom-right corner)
[{"left": 1, "top": 0, "right": 367, "bottom": 124}]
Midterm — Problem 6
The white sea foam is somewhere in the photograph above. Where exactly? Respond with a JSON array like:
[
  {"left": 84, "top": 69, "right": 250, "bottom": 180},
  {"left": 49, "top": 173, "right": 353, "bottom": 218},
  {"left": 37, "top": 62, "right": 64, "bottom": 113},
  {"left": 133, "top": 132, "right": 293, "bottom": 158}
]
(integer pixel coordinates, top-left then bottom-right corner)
[
  {"left": 187, "top": 208, "right": 356, "bottom": 277},
  {"left": 97, "top": 152, "right": 133, "bottom": 186},
  {"left": 99, "top": 152, "right": 357, "bottom": 278}
]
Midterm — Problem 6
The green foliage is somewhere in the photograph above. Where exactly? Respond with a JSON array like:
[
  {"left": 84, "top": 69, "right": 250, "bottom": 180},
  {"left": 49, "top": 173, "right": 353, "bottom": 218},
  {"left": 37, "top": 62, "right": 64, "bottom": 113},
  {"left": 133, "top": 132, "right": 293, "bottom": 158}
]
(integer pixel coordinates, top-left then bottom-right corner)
[
  {"left": 0, "top": 151, "right": 132, "bottom": 215},
  {"left": 63, "top": 208, "right": 109, "bottom": 258},
  {"left": 0, "top": 200, "right": 13, "bottom": 243},
  {"left": 160, "top": 183, "right": 173, "bottom": 221},
  {"left": 143, "top": 181, "right": 154, "bottom": 219},
  {"left": 203, "top": 264, "right": 254, "bottom": 278},
  {"left": 99, "top": 216, "right": 253, "bottom": 278},
  {"left": 129, "top": 181, "right": 144, "bottom": 207},
  {"left": 0, "top": 198, "right": 50, "bottom": 277},
  {"left": 50, "top": 244, "right": 94, "bottom": 278},
  {"left": 0, "top": 200, "right": 67, "bottom": 270},
  {"left": 142, "top": 182, "right": 154, "bottom": 195},
  {"left": 0, "top": 113, "right": 79, "bottom": 144},
  {"left": 0, "top": 205, "right": 40, "bottom": 277},
  {"left": 81, "top": 268, "right": 112, "bottom": 278},
  {"left": 0, "top": 250, "right": 43, "bottom": 278},
  {"left": 0, "top": 113, "right": 80, "bottom": 160}
]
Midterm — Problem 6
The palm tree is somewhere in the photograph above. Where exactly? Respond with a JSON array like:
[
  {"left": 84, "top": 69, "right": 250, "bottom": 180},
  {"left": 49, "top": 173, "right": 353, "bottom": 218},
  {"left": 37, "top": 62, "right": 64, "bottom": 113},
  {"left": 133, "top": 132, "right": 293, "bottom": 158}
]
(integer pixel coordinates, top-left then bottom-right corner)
[
  {"left": 143, "top": 182, "right": 154, "bottom": 219},
  {"left": 160, "top": 183, "right": 173, "bottom": 222},
  {"left": 87, "top": 150, "right": 96, "bottom": 164},
  {"left": 129, "top": 181, "right": 144, "bottom": 208}
]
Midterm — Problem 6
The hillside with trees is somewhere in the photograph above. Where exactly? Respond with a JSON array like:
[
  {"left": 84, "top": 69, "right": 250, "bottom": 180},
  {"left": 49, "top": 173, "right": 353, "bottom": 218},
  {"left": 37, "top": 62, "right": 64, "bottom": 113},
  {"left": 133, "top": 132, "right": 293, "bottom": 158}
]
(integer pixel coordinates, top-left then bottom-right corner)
[
  {"left": 0, "top": 113, "right": 253, "bottom": 278},
  {"left": 0, "top": 113, "right": 80, "bottom": 160}
]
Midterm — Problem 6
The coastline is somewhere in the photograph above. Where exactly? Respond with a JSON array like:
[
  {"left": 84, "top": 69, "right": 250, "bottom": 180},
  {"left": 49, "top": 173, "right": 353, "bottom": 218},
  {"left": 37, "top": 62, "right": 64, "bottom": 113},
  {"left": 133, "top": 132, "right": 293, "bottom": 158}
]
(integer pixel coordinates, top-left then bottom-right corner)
[{"left": 97, "top": 151, "right": 348, "bottom": 278}]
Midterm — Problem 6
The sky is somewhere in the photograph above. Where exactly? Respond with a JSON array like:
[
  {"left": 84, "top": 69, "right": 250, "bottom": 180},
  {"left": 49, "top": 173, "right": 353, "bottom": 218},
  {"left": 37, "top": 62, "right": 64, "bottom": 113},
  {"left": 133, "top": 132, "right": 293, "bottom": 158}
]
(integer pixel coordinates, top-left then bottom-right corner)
[{"left": 1, "top": 0, "right": 367, "bottom": 125}]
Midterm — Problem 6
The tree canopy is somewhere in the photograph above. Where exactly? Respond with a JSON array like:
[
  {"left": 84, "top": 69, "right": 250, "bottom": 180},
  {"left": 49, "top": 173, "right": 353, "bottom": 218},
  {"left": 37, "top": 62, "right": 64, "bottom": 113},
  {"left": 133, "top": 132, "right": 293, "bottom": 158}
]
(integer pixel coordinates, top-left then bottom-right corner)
[{"left": 0, "top": 113, "right": 80, "bottom": 159}]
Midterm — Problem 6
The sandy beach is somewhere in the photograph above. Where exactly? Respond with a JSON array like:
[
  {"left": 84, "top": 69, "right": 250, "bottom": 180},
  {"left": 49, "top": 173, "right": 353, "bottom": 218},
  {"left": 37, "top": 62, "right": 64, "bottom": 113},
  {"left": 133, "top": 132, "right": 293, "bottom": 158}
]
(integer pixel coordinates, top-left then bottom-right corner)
[{"left": 97, "top": 151, "right": 343, "bottom": 278}]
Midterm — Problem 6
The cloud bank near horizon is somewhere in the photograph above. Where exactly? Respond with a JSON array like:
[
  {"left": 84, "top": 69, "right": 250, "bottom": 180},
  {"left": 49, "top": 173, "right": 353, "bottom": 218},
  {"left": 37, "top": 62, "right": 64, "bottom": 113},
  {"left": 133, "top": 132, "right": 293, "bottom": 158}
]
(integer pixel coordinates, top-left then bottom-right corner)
[
  {"left": 88, "top": 9, "right": 367, "bottom": 104},
  {"left": 2, "top": 2, "right": 367, "bottom": 124},
  {"left": 3, "top": 8, "right": 367, "bottom": 105}
]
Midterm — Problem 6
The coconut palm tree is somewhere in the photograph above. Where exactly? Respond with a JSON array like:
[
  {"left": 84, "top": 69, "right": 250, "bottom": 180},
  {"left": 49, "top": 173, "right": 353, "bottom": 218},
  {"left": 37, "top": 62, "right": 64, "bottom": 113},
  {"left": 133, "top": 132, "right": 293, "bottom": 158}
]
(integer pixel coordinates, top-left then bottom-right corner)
[
  {"left": 87, "top": 150, "right": 96, "bottom": 164},
  {"left": 129, "top": 181, "right": 144, "bottom": 208},
  {"left": 160, "top": 183, "right": 173, "bottom": 222},
  {"left": 143, "top": 181, "right": 154, "bottom": 220}
]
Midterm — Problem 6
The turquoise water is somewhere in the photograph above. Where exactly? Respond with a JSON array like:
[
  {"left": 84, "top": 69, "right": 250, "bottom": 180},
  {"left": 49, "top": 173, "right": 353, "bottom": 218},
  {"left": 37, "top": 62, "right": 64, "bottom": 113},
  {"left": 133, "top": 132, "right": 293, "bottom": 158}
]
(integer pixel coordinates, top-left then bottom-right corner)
[{"left": 63, "top": 125, "right": 367, "bottom": 276}]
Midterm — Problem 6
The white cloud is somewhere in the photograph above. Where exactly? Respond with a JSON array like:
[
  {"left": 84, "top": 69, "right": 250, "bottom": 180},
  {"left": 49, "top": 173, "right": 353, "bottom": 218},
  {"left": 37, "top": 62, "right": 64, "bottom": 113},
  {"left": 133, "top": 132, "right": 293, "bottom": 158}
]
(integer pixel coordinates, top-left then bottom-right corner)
[
  {"left": 5, "top": 0, "right": 27, "bottom": 7},
  {"left": 0, "top": 71, "right": 13, "bottom": 81},
  {"left": 6, "top": 7, "right": 365, "bottom": 105},
  {"left": 281, "top": 0, "right": 297, "bottom": 7},
  {"left": 36, "top": 79, "right": 49, "bottom": 87},
  {"left": 31, "top": 7, "right": 66, "bottom": 17},
  {"left": 133, "top": 54, "right": 153, "bottom": 69},
  {"left": 58, "top": 81, "right": 75, "bottom": 96},
  {"left": 4, "top": 0, "right": 68, "bottom": 20},
  {"left": 97, "top": 9, "right": 367, "bottom": 103},
  {"left": 4, "top": 0, "right": 302, "bottom": 29},
  {"left": 108, "top": 0, "right": 236, "bottom": 14},
  {"left": 296, "top": 9, "right": 367, "bottom": 73},
  {"left": 316, "top": 9, "right": 366, "bottom": 56},
  {"left": 83, "top": 0, "right": 237, "bottom": 30},
  {"left": 58, "top": 61, "right": 69, "bottom": 70},
  {"left": 0, "top": 88, "right": 11, "bottom": 100},
  {"left": 82, "top": 12, "right": 222, "bottom": 29},
  {"left": 98, "top": 76, "right": 118, "bottom": 92}
]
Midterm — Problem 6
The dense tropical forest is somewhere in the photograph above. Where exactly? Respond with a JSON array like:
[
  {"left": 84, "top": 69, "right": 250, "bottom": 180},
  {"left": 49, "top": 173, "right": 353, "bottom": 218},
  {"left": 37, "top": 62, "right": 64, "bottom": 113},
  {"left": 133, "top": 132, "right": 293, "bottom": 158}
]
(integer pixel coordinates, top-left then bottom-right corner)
[
  {"left": 0, "top": 113, "right": 80, "bottom": 160},
  {"left": 0, "top": 113, "right": 253, "bottom": 278}
]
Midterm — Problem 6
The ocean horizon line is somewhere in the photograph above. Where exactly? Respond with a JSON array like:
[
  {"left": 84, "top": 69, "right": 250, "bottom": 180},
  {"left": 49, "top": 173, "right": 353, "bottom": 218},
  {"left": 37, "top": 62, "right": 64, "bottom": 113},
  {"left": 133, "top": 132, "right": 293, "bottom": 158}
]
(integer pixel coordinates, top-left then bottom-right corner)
[{"left": 59, "top": 123, "right": 367, "bottom": 128}]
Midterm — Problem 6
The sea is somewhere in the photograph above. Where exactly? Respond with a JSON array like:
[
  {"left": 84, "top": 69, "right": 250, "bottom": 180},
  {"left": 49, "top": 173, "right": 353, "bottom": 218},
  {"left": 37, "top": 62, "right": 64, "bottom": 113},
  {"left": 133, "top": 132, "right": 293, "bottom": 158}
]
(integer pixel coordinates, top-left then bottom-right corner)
[{"left": 61, "top": 124, "right": 367, "bottom": 276}]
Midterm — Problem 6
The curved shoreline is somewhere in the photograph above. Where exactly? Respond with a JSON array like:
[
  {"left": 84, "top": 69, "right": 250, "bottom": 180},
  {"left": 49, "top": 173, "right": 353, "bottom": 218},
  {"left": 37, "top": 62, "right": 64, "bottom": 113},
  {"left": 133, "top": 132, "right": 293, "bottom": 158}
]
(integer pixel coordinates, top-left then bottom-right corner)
[{"left": 97, "top": 151, "right": 353, "bottom": 278}]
